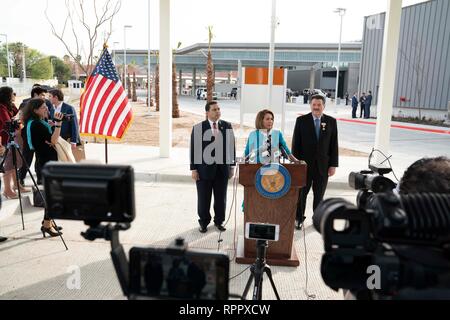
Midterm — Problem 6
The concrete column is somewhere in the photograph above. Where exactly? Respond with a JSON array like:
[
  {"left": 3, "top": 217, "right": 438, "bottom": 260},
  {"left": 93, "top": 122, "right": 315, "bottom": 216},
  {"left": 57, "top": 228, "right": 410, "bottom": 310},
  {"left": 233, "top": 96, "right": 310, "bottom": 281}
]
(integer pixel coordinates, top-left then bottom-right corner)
[
  {"left": 192, "top": 68, "right": 197, "bottom": 97},
  {"left": 159, "top": 0, "right": 172, "bottom": 158},
  {"left": 374, "top": 0, "right": 402, "bottom": 164},
  {"left": 309, "top": 68, "right": 315, "bottom": 89}
]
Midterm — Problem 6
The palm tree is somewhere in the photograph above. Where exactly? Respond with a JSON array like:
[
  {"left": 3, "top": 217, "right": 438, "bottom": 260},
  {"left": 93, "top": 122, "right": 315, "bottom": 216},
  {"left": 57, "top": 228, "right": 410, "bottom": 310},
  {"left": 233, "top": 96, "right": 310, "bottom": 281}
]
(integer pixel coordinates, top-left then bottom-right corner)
[
  {"left": 172, "top": 42, "right": 182, "bottom": 118},
  {"left": 155, "top": 53, "right": 160, "bottom": 112},
  {"left": 132, "top": 72, "right": 137, "bottom": 102},
  {"left": 127, "top": 73, "right": 132, "bottom": 99},
  {"left": 206, "top": 26, "right": 215, "bottom": 102}
]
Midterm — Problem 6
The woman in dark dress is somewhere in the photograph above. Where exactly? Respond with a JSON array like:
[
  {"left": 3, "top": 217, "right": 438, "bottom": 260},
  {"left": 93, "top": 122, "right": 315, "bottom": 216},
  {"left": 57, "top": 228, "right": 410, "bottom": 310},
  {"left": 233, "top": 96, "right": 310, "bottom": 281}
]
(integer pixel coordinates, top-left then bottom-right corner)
[
  {"left": 22, "top": 98, "right": 64, "bottom": 237},
  {"left": 0, "top": 86, "right": 29, "bottom": 199}
]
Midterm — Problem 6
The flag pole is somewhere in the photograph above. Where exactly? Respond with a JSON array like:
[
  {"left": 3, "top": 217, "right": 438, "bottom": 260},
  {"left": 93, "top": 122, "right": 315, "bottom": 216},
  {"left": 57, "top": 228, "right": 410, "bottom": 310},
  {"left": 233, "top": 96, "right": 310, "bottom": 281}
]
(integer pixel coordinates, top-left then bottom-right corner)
[
  {"left": 105, "top": 138, "right": 108, "bottom": 164},
  {"left": 103, "top": 43, "right": 109, "bottom": 164}
]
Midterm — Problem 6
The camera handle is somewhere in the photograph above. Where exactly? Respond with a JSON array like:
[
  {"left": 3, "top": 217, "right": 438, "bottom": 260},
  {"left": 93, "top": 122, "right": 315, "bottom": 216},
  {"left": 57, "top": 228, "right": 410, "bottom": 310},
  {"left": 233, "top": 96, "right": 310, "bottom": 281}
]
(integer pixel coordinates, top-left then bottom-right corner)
[{"left": 81, "top": 223, "right": 131, "bottom": 297}]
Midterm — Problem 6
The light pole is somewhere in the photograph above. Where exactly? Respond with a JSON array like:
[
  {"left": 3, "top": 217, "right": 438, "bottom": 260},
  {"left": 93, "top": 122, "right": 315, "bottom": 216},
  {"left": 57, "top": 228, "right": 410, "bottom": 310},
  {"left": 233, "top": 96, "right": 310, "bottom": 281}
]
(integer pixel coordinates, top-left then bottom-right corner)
[
  {"left": 113, "top": 41, "right": 119, "bottom": 66},
  {"left": 22, "top": 43, "right": 27, "bottom": 80},
  {"left": 0, "top": 34, "right": 11, "bottom": 78},
  {"left": 334, "top": 8, "right": 346, "bottom": 108},
  {"left": 147, "top": 0, "right": 151, "bottom": 110},
  {"left": 267, "top": 0, "right": 277, "bottom": 107},
  {"left": 123, "top": 25, "right": 133, "bottom": 90}
]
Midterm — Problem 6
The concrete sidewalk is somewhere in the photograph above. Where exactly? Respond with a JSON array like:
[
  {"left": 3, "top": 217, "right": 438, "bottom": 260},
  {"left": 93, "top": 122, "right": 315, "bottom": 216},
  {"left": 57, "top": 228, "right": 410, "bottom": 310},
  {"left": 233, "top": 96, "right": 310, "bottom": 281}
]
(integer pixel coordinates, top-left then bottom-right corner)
[
  {"left": 0, "top": 142, "right": 362, "bottom": 300},
  {"left": 287, "top": 101, "right": 450, "bottom": 133}
]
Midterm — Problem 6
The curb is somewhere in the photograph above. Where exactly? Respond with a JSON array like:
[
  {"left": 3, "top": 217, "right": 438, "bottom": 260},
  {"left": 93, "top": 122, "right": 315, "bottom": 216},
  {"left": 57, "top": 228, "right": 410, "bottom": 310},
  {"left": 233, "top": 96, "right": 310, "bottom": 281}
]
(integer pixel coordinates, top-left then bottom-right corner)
[{"left": 134, "top": 172, "right": 352, "bottom": 190}]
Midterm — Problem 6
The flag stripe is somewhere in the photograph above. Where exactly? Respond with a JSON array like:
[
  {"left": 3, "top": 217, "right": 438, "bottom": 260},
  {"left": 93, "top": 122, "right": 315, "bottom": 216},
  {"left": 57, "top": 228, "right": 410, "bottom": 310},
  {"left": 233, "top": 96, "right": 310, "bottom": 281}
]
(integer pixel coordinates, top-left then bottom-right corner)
[
  {"left": 111, "top": 102, "right": 132, "bottom": 137},
  {"left": 81, "top": 75, "right": 102, "bottom": 132},
  {"left": 86, "top": 76, "right": 110, "bottom": 133},
  {"left": 94, "top": 83, "right": 122, "bottom": 133},
  {"left": 106, "top": 99, "right": 129, "bottom": 137},
  {"left": 102, "top": 91, "right": 127, "bottom": 135},
  {"left": 87, "top": 78, "right": 114, "bottom": 133}
]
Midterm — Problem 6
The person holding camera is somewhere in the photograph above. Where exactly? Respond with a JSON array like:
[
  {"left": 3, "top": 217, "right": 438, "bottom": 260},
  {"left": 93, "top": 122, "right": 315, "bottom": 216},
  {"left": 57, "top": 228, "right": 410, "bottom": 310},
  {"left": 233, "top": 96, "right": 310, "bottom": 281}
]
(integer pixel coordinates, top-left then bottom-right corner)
[
  {"left": 22, "top": 98, "right": 64, "bottom": 237},
  {"left": 244, "top": 109, "right": 298, "bottom": 164},
  {"left": 0, "top": 86, "right": 30, "bottom": 199},
  {"left": 48, "top": 89, "right": 83, "bottom": 161},
  {"left": 18, "top": 86, "right": 55, "bottom": 186},
  {"left": 399, "top": 156, "right": 450, "bottom": 194}
]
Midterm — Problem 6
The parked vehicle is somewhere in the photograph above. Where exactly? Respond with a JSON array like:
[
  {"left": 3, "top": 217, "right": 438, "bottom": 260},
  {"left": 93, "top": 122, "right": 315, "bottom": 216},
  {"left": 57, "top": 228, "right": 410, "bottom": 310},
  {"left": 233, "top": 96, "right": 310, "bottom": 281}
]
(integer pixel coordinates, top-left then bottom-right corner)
[{"left": 198, "top": 88, "right": 218, "bottom": 100}]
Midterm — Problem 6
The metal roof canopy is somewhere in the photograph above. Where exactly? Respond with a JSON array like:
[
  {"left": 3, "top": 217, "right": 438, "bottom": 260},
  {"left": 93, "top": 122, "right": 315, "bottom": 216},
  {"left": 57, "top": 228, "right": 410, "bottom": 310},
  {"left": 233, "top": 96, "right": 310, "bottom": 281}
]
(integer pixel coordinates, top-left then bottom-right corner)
[{"left": 112, "top": 42, "right": 362, "bottom": 71}]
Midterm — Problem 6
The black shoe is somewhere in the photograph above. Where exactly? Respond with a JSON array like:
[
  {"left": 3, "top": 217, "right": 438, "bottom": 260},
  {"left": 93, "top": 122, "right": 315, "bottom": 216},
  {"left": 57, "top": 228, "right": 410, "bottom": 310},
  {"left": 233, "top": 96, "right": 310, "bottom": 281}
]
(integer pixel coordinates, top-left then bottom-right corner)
[
  {"left": 41, "top": 226, "right": 62, "bottom": 238},
  {"left": 215, "top": 224, "right": 226, "bottom": 232},
  {"left": 0, "top": 236, "right": 7, "bottom": 243},
  {"left": 295, "top": 221, "right": 303, "bottom": 230},
  {"left": 41, "top": 220, "right": 63, "bottom": 231},
  {"left": 199, "top": 225, "right": 207, "bottom": 233}
]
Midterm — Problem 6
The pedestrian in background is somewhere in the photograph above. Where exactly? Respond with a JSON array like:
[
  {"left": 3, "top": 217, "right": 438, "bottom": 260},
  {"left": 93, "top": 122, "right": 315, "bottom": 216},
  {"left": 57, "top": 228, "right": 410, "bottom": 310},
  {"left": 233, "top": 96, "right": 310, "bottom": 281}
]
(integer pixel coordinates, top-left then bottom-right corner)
[
  {"left": 364, "top": 91, "right": 372, "bottom": 119},
  {"left": 359, "top": 92, "right": 366, "bottom": 118}
]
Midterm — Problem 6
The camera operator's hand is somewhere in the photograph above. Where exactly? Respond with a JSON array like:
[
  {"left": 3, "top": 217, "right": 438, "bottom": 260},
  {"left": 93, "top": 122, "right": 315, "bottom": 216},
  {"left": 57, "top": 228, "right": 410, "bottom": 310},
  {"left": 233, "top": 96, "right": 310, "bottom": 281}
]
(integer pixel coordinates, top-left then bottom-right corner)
[{"left": 328, "top": 167, "right": 336, "bottom": 177}]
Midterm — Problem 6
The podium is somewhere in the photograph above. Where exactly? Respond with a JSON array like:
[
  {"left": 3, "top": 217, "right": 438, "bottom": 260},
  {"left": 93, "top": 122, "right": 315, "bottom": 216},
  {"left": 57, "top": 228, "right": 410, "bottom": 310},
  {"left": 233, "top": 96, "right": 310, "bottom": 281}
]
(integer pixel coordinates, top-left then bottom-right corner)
[{"left": 236, "top": 163, "right": 307, "bottom": 267}]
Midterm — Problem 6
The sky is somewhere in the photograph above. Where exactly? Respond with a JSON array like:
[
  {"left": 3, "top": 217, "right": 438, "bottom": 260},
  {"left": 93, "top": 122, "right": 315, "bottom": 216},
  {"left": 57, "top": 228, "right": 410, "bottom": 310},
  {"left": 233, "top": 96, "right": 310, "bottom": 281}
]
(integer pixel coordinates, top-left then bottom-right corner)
[{"left": 0, "top": 0, "right": 429, "bottom": 60}]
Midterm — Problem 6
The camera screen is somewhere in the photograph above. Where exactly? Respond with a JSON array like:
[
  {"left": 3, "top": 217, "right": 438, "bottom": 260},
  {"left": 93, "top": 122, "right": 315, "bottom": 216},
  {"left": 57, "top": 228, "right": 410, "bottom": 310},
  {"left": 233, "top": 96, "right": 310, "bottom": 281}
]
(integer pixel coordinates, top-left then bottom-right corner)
[
  {"left": 42, "top": 163, "right": 135, "bottom": 223},
  {"left": 129, "top": 248, "right": 229, "bottom": 300},
  {"left": 248, "top": 224, "right": 277, "bottom": 241}
]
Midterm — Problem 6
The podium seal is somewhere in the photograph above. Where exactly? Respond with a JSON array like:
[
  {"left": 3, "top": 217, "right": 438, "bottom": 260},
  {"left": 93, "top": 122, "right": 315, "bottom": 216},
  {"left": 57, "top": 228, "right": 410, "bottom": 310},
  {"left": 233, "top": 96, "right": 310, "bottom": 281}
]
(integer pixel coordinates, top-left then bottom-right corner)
[{"left": 255, "top": 163, "right": 291, "bottom": 199}]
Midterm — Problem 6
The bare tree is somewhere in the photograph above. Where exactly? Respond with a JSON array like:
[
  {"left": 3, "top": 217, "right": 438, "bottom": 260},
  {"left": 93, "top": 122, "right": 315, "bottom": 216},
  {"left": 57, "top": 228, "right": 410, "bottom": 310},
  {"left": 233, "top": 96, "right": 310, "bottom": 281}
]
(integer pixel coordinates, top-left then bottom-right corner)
[
  {"left": 400, "top": 38, "right": 425, "bottom": 120},
  {"left": 45, "top": 0, "right": 121, "bottom": 76}
]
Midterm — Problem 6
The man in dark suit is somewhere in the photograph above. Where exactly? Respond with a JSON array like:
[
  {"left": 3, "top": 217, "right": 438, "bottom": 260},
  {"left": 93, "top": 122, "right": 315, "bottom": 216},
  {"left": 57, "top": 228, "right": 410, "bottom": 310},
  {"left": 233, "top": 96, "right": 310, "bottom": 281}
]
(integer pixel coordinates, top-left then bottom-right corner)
[
  {"left": 19, "top": 86, "right": 55, "bottom": 186},
  {"left": 48, "top": 89, "right": 81, "bottom": 148},
  {"left": 190, "top": 101, "right": 236, "bottom": 233},
  {"left": 359, "top": 93, "right": 366, "bottom": 118},
  {"left": 292, "top": 94, "right": 339, "bottom": 230},
  {"left": 364, "top": 91, "right": 373, "bottom": 119},
  {"left": 351, "top": 92, "right": 359, "bottom": 119}
]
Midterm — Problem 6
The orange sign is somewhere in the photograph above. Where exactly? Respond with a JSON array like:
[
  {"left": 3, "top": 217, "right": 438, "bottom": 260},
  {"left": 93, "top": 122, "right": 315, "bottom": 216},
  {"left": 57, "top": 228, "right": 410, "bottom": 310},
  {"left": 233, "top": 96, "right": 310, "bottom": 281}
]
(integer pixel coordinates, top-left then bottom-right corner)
[{"left": 244, "top": 67, "right": 285, "bottom": 85}]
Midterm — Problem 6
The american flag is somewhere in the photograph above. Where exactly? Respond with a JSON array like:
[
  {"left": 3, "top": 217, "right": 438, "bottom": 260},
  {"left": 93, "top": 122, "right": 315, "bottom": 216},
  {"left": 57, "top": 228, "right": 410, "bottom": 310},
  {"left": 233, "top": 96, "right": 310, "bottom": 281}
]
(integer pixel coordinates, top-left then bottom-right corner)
[{"left": 80, "top": 48, "right": 133, "bottom": 140}]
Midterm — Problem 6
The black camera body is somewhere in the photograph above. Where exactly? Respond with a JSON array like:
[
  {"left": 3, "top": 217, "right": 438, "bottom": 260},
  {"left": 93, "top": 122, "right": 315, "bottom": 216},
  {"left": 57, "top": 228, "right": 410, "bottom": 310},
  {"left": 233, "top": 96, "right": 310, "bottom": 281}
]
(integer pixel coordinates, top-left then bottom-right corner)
[
  {"left": 61, "top": 113, "right": 74, "bottom": 122},
  {"left": 313, "top": 166, "right": 450, "bottom": 299},
  {"left": 42, "top": 162, "right": 135, "bottom": 224},
  {"left": 4, "top": 119, "right": 21, "bottom": 133}
]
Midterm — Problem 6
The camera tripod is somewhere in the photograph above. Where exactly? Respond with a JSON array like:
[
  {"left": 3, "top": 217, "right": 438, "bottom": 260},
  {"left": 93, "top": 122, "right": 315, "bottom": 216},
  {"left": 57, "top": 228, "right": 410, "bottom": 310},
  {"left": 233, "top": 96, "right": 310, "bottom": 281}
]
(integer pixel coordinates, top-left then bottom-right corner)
[
  {"left": 241, "top": 240, "right": 280, "bottom": 300},
  {"left": 0, "top": 127, "right": 67, "bottom": 250}
]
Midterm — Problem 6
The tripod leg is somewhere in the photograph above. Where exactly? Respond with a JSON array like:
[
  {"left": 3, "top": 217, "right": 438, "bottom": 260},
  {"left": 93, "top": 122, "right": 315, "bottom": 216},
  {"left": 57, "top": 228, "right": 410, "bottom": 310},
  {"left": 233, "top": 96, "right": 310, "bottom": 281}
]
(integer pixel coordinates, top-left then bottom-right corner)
[
  {"left": 264, "top": 266, "right": 280, "bottom": 300},
  {"left": 15, "top": 148, "right": 68, "bottom": 251},
  {"left": 252, "top": 271, "right": 263, "bottom": 300},
  {"left": 11, "top": 146, "right": 25, "bottom": 230},
  {"left": 241, "top": 267, "right": 255, "bottom": 300}
]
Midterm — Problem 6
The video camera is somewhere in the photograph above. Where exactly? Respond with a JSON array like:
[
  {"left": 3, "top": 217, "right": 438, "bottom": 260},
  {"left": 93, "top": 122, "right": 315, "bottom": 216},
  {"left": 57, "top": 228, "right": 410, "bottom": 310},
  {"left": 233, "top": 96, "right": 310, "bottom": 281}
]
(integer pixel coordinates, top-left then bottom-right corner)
[
  {"left": 61, "top": 113, "right": 74, "bottom": 122},
  {"left": 313, "top": 164, "right": 450, "bottom": 299},
  {"left": 4, "top": 119, "right": 21, "bottom": 133},
  {"left": 42, "top": 162, "right": 230, "bottom": 300}
]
